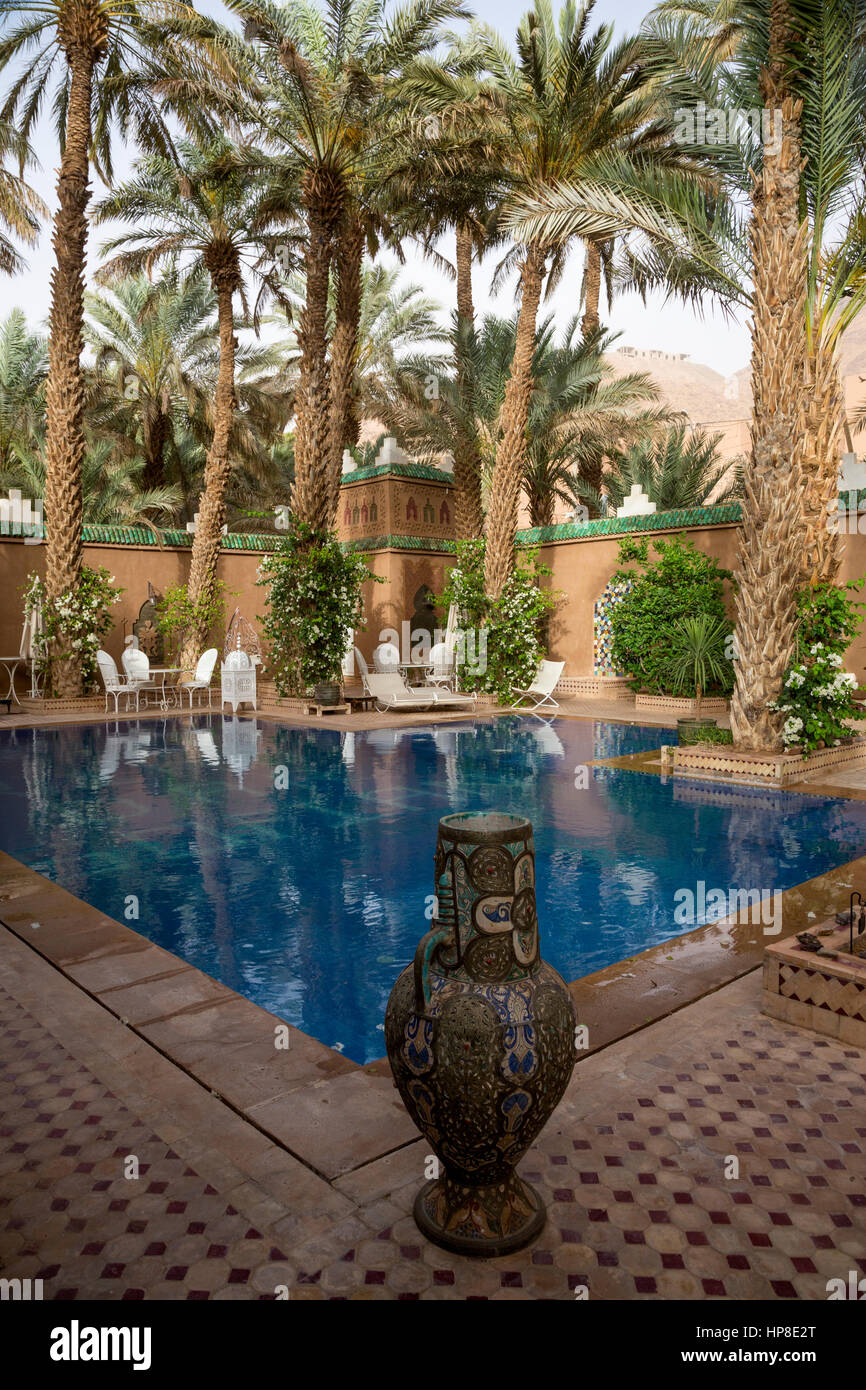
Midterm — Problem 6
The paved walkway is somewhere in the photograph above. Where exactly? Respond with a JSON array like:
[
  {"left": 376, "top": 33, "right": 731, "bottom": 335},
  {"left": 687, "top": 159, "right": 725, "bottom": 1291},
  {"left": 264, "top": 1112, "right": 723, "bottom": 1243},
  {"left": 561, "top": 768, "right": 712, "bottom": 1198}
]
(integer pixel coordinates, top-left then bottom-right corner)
[{"left": 1, "top": 925, "right": 863, "bottom": 1301}]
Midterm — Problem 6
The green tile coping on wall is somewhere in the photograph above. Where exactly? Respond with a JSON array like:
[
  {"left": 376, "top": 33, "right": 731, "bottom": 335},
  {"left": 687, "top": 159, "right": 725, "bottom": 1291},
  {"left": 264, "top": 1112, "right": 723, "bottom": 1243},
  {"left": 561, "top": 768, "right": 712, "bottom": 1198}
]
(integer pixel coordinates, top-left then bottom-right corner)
[
  {"left": 341, "top": 534, "right": 457, "bottom": 553},
  {"left": 515, "top": 501, "right": 743, "bottom": 544},
  {"left": 79, "top": 525, "right": 456, "bottom": 554},
  {"left": 341, "top": 461, "right": 454, "bottom": 484},
  {"left": 79, "top": 501, "right": 742, "bottom": 554}
]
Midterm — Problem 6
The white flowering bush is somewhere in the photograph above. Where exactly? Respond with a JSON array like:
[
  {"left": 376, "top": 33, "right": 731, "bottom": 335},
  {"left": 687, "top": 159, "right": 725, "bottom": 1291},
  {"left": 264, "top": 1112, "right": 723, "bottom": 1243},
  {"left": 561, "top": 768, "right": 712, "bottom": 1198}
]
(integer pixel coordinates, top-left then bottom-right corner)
[
  {"left": 257, "top": 517, "right": 381, "bottom": 695},
  {"left": 439, "top": 539, "right": 558, "bottom": 702},
  {"left": 768, "top": 582, "right": 864, "bottom": 754},
  {"left": 24, "top": 568, "right": 123, "bottom": 695}
]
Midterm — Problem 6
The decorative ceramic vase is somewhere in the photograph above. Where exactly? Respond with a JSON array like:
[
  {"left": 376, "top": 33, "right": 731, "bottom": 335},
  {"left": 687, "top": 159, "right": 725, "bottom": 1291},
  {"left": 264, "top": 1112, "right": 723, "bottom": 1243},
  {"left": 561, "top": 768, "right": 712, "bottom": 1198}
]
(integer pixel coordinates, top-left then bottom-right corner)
[{"left": 385, "top": 811, "right": 577, "bottom": 1256}]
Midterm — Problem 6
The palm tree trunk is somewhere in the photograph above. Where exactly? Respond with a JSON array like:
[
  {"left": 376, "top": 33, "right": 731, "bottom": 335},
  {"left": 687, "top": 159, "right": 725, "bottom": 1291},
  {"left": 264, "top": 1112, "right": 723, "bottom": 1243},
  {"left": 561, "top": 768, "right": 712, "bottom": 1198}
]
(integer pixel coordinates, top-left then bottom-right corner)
[
  {"left": 43, "top": 46, "right": 97, "bottom": 697},
  {"left": 326, "top": 212, "right": 364, "bottom": 526},
  {"left": 581, "top": 240, "right": 601, "bottom": 338},
  {"left": 800, "top": 341, "right": 843, "bottom": 584},
  {"left": 529, "top": 482, "right": 554, "bottom": 528},
  {"left": 729, "top": 16, "right": 808, "bottom": 758},
  {"left": 484, "top": 243, "right": 546, "bottom": 600},
  {"left": 142, "top": 406, "right": 169, "bottom": 490},
  {"left": 578, "top": 449, "right": 605, "bottom": 516},
  {"left": 292, "top": 171, "right": 341, "bottom": 532},
  {"left": 178, "top": 278, "right": 236, "bottom": 674},
  {"left": 454, "top": 223, "right": 484, "bottom": 539}
]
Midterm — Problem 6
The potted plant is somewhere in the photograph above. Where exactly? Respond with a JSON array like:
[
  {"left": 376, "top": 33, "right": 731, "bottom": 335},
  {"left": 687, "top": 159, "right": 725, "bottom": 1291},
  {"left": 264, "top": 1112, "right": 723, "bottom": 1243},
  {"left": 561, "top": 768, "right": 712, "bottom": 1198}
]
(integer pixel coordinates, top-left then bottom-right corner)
[
  {"left": 668, "top": 613, "right": 733, "bottom": 744},
  {"left": 257, "top": 516, "right": 382, "bottom": 700}
]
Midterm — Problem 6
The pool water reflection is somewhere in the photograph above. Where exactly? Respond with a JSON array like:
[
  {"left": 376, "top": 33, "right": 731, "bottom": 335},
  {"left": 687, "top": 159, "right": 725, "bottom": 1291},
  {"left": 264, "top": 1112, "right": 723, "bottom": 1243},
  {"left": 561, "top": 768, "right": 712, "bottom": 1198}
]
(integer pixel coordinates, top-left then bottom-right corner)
[{"left": 1, "top": 715, "right": 865, "bottom": 1063}]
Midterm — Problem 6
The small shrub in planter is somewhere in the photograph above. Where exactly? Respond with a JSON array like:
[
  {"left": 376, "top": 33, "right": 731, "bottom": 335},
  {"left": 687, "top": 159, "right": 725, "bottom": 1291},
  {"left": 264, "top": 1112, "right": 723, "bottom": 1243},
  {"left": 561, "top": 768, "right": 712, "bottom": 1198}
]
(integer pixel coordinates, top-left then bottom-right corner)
[
  {"left": 676, "top": 717, "right": 722, "bottom": 745},
  {"left": 693, "top": 725, "right": 734, "bottom": 746}
]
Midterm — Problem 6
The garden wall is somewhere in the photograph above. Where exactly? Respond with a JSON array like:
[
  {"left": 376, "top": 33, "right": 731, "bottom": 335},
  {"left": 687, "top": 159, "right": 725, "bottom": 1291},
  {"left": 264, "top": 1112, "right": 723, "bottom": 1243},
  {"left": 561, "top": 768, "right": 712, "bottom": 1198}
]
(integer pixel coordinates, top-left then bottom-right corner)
[
  {"left": 534, "top": 517, "right": 866, "bottom": 680},
  {"left": 4, "top": 505, "right": 866, "bottom": 689}
]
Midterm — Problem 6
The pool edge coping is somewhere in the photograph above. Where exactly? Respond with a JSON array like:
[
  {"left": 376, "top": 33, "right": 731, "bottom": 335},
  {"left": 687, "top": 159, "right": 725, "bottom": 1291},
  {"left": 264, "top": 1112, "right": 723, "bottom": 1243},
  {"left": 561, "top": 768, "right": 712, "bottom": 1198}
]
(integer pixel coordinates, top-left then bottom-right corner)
[{"left": 3, "top": 833, "right": 866, "bottom": 1188}]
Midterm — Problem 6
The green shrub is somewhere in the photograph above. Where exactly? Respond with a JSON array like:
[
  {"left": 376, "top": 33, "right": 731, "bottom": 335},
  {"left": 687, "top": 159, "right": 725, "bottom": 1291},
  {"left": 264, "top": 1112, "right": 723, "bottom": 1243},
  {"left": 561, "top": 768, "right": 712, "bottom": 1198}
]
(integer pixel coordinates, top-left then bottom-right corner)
[
  {"left": 610, "top": 535, "right": 735, "bottom": 696},
  {"left": 768, "top": 581, "right": 865, "bottom": 754},
  {"left": 24, "top": 567, "right": 122, "bottom": 694},
  {"left": 257, "top": 516, "right": 382, "bottom": 696},
  {"left": 438, "top": 539, "right": 559, "bottom": 703},
  {"left": 694, "top": 725, "right": 733, "bottom": 745},
  {"left": 156, "top": 580, "right": 230, "bottom": 663}
]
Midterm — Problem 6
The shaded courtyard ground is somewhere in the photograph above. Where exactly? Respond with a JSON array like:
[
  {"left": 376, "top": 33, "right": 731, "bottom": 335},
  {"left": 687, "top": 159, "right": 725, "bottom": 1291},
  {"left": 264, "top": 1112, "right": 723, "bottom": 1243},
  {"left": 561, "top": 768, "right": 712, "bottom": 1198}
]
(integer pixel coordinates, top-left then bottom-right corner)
[{"left": 2, "top": 922, "right": 863, "bottom": 1301}]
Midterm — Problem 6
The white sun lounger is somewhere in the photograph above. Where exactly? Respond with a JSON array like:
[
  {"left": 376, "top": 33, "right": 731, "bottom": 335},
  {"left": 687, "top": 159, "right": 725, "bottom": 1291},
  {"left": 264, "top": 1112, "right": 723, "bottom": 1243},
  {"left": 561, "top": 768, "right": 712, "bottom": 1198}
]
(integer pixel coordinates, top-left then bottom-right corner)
[
  {"left": 364, "top": 672, "right": 477, "bottom": 713},
  {"left": 511, "top": 659, "right": 565, "bottom": 713}
]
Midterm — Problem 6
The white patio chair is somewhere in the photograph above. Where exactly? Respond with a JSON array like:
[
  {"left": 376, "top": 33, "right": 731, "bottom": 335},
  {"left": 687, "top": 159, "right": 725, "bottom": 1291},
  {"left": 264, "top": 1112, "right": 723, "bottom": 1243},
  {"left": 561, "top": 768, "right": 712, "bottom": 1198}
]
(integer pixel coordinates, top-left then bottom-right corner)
[
  {"left": 96, "top": 650, "right": 139, "bottom": 714},
  {"left": 427, "top": 640, "right": 456, "bottom": 690},
  {"left": 364, "top": 672, "right": 476, "bottom": 713},
  {"left": 511, "top": 659, "right": 565, "bottom": 713},
  {"left": 178, "top": 648, "right": 218, "bottom": 710},
  {"left": 373, "top": 641, "right": 401, "bottom": 673},
  {"left": 121, "top": 647, "right": 159, "bottom": 707}
]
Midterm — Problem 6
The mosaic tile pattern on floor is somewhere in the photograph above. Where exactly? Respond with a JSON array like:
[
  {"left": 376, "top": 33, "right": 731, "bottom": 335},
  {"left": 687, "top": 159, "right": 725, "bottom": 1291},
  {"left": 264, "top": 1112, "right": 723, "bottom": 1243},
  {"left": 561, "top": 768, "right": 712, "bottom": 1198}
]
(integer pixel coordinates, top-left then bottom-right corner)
[
  {"left": 287, "top": 983, "right": 866, "bottom": 1300},
  {"left": 1, "top": 958, "right": 864, "bottom": 1300},
  {"left": 0, "top": 984, "right": 300, "bottom": 1300}
]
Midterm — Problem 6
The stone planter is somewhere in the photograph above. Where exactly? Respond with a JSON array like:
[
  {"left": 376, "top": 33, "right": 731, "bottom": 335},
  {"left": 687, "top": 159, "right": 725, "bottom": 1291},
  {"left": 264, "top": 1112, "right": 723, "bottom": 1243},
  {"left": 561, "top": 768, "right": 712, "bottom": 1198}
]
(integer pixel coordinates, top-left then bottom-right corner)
[
  {"left": 16, "top": 695, "right": 104, "bottom": 715},
  {"left": 635, "top": 693, "right": 728, "bottom": 716},
  {"left": 763, "top": 919, "right": 866, "bottom": 1047},
  {"left": 385, "top": 811, "right": 576, "bottom": 1257},
  {"left": 668, "top": 736, "right": 866, "bottom": 786}
]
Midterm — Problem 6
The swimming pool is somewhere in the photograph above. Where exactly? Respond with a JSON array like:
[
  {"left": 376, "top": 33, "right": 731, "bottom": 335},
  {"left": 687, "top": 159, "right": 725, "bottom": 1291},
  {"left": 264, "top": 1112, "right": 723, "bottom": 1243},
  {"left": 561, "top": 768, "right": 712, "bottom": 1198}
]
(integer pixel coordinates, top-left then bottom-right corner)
[{"left": 2, "top": 714, "right": 866, "bottom": 1063}]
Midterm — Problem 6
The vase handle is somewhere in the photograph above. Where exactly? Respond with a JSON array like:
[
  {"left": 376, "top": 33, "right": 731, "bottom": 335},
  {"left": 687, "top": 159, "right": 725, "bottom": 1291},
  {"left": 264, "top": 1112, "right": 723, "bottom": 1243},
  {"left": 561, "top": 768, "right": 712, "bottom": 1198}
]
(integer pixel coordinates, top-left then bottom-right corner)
[{"left": 413, "top": 871, "right": 455, "bottom": 1013}]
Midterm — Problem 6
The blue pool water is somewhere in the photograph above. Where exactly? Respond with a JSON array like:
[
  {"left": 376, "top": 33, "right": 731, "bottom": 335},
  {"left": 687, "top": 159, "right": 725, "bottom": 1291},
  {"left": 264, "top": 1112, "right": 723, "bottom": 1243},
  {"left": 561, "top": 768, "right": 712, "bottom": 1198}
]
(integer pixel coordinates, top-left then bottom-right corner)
[{"left": 2, "top": 715, "right": 866, "bottom": 1063}]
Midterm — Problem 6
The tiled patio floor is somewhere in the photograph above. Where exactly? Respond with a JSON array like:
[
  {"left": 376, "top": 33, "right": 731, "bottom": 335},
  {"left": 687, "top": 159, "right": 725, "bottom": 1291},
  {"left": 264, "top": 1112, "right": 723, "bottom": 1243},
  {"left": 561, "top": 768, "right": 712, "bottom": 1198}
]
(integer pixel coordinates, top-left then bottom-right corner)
[{"left": 1, "top": 924, "right": 863, "bottom": 1301}]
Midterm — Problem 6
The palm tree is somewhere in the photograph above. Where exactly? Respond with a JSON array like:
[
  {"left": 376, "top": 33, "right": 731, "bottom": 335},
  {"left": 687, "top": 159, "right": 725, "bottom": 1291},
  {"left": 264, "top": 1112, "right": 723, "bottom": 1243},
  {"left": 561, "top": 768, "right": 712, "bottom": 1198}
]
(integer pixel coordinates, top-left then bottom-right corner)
[
  {"left": 93, "top": 139, "right": 293, "bottom": 671},
  {"left": 84, "top": 265, "right": 219, "bottom": 490},
  {"left": 730, "top": 3, "right": 814, "bottom": 748},
  {"left": 231, "top": 0, "right": 466, "bottom": 532},
  {"left": 511, "top": 318, "right": 666, "bottom": 526},
  {"left": 389, "top": 35, "right": 508, "bottom": 537},
  {"left": 370, "top": 313, "right": 664, "bottom": 525},
  {"left": 352, "top": 262, "right": 447, "bottom": 408},
  {"left": 275, "top": 257, "right": 446, "bottom": 430},
  {"left": 0, "top": 309, "right": 47, "bottom": 472},
  {"left": 639, "top": 0, "right": 866, "bottom": 747},
  {"left": 579, "top": 422, "right": 741, "bottom": 516},
  {"left": 0, "top": 0, "right": 236, "bottom": 694},
  {"left": 84, "top": 263, "right": 291, "bottom": 506},
  {"left": 468, "top": 0, "right": 716, "bottom": 599},
  {"left": 797, "top": 0, "right": 866, "bottom": 583},
  {"left": 0, "top": 120, "right": 45, "bottom": 276},
  {"left": 2, "top": 436, "right": 179, "bottom": 527}
]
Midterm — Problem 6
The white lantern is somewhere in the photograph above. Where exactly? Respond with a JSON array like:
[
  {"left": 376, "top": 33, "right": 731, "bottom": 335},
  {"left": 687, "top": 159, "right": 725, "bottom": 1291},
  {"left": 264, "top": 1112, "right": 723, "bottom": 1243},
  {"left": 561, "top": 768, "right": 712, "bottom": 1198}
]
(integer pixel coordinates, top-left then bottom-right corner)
[{"left": 220, "top": 640, "right": 257, "bottom": 713}]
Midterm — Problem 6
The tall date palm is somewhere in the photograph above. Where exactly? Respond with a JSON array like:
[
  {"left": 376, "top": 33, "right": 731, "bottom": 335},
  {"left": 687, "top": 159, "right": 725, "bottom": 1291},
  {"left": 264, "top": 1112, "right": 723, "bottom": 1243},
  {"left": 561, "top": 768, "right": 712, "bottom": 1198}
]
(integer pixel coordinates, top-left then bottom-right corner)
[
  {"left": 230, "top": 0, "right": 467, "bottom": 531},
  {"left": 473, "top": 0, "right": 715, "bottom": 598},
  {"left": 94, "top": 141, "right": 295, "bottom": 672},
  {"left": 0, "top": 0, "right": 235, "bottom": 693}
]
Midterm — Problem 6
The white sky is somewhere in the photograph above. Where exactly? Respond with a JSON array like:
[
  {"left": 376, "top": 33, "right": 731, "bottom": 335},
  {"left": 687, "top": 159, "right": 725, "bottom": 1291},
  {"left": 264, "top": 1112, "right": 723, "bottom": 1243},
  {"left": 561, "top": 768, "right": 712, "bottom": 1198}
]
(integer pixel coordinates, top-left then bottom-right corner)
[{"left": 2, "top": 0, "right": 751, "bottom": 378}]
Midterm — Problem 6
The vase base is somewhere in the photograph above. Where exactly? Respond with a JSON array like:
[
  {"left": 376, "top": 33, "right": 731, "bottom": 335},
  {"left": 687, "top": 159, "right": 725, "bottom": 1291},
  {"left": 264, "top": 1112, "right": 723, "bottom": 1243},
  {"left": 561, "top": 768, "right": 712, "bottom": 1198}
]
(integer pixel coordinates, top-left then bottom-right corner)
[{"left": 413, "top": 1174, "right": 546, "bottom": 1257}]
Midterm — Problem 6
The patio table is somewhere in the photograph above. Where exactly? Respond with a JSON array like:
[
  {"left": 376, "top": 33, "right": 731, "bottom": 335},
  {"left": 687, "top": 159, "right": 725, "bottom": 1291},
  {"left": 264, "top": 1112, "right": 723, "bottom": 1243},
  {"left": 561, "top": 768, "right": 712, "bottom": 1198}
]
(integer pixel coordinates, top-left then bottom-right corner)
[
  {"left": 0, "top": 656, "right": 26, "bottom": 706},
  {"left": 146, "top": 666, "right": 185, "bottom": 711},
  {"left": 398, "top": 661, "right": 434, "bottom": 687}
]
